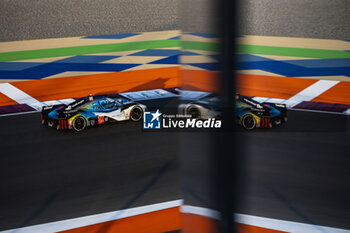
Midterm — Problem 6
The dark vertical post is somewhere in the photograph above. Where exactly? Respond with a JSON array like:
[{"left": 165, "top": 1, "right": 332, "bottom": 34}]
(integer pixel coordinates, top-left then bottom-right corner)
[
  {"left": 179, "top": 0, "right": 238, "bottom": 232},
  {"left": 217, "top": 0, "right": 237, "bottom": 232}
]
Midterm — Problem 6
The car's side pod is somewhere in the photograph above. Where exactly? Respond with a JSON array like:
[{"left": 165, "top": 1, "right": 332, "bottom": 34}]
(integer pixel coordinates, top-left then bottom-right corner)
[{"left": 120, "top": 102, "right": 136, "bottom": 111}]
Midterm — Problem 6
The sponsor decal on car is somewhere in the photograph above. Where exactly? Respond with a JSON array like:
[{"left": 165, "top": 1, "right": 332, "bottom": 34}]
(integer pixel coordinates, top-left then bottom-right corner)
[
  {"left": 65, "top": 99, "right": 85, "bottom": 111},
  {"left": 98, "top": 116, "right": 105, "bottom": 124}
]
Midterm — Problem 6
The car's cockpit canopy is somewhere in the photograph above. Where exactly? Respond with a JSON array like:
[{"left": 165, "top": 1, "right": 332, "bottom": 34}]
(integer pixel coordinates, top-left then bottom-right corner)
[{"left": 99, "top": 98, "right": 117, "bottom": 110}]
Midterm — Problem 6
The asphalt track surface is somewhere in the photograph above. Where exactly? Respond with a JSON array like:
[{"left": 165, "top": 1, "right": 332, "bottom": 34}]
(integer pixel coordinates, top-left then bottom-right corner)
[
  {"left": 1, "top": 108, "right": 350, "bottom": 230},
  {"left": 181, "top": 110, "right": 350, "bottom": 230},
  {"left": 239, "top": 111, "right": 350, "bottom": 230},
  {"left": 0, "top": 99, "right": 181, "bottom": 231},
  {"left": 0, "top": 113, "right": 180, "bottom": 230}
]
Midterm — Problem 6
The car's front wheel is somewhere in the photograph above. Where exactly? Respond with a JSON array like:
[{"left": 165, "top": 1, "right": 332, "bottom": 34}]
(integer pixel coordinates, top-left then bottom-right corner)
[
  {"left": 187, "top": 106, "right": 200, "bottom": 119},
  {"left": 73, "top": 116, "right": 87, "bottom": 131},
  {"left": 242, "top": 114, "right": 256, "bottom": 130},
  {"left": 130, "top": 106, "right": 143, "bottom": 122}
]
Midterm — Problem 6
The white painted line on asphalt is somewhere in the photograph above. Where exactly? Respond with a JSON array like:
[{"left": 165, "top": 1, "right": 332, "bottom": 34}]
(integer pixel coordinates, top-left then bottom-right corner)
[
  {"left": 0, "top": 110, "right": 38, "bottom": 117},
  {"left": 181, "top": 204, "right": 350, "bottom": 233},
  {"left": 290, "top": 108, "right": 345, "bottom": 115},
  {"left": 181, "top": 205, "right": 220, "bottom": 220},
  {"left": 281, "top": 80, "right": 339, "bottom": 108},
  {"left": 0, "top": 200, "right": 183, "bottom": 233},
  {"left": 344, "top": 109, "right": 350, "bottom": 115},
  {"left": 236, "top": 213, "right": 350, "bottom": 233},
  {"left": 0, "top": 83, "right": 43, "bottom": 110}
]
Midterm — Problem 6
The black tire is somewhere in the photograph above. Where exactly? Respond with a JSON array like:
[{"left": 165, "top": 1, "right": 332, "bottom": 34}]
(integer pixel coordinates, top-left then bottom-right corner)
[
  {"left": 187, "top": 106, "right": 200, "bottom": 119},
  {"left": 73, "top": 116, "right": 87, "bottom": 131},
  {"left": 130, "top": 106, "right": 143, "bottom": 122},
  {"left": 242, "top": 114, "right": 256, "bottom": 130}
]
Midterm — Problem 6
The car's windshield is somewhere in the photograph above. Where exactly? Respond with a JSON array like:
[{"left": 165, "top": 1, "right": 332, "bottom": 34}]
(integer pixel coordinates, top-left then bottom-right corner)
[
  {"left": 115, "top": 98, "right": 125, "bottom": 106},
  {"left": 99, "top": 98, "right": 117, "bottom": 109},
  {"left": 201, "top": 96, "right": 220, "bottom": 105}
]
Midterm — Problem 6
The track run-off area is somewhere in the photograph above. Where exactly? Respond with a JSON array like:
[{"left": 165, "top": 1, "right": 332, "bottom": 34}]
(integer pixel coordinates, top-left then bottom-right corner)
[{"left": 0, "top": 31, "right": 350, "bottom": 232}]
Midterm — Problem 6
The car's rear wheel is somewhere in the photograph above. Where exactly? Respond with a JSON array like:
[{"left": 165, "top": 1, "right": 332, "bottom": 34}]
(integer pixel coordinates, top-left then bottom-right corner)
[
  {"left": 73, "top": 116, "right": 87, "bottom": 131},
  {"left": 187, "top": 106, "right": 200, "bottom": 119},
  {"left": 130, "top": 106, "right": 143, "bottom": 122},
  {"left": 242, "top": 114, "right": 256, "bottom": 130}
]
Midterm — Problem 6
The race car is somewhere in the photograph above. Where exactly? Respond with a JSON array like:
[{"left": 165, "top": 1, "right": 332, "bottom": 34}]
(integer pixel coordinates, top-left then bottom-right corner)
[
  {"left": 41, "top": 95, "right": 146, "bottom": 131},
  {"left": 178, "top": 93, "right": 288, "bottom": 130}
]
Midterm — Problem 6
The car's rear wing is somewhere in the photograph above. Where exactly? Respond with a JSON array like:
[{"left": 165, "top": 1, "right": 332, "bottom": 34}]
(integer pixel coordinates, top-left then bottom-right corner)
[{"left": 119, "top": 89, "right": 178, "bottom": 102}]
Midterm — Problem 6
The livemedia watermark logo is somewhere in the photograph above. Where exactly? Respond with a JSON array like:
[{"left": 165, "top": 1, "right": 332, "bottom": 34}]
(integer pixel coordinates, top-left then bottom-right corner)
[
  {"left": 143, "top": 110, "right": 221, "bottom": 130},
  {"left": 143, "top": 110, "right": 162, "bottom": 129}
]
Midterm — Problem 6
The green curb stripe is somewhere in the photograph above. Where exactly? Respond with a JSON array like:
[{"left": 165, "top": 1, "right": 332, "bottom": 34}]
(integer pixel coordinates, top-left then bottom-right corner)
[
  {"left": 181, "top": 41, "right": 219, "bottom": 52},
  {"left": 237, "top": 44, "right": 350, "bottom": 59},
  {"left": 1, "top": 39, "right": 350, "bottom": 62},
  {"left": 0, "top": 40, "right": 180, "bottom": 62},
  {"left": 181, "top": 41, "right": 350, "bottom": 59}
]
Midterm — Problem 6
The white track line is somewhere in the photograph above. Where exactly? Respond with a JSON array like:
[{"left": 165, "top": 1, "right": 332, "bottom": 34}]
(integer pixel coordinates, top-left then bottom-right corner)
[
  {"left": 0, "top": 111, "right": 38, "bottom": 117},
  {"left": 0, "top": 200, "right": 183, "bottom": 233},
  {"left": 281, "top": 80, "right": 339, "bottom": 108},
  {"left": 181, "top": 204, "right": 350, "bottom": 233},
  {"left": 290, "top": 108, "right": 345, "bottom": 115},
  {"left": 181, "top": 205, "right": 220, "bottom": 220},
  {"left": 0, "top": 83, "right": 44, "bottom": 110},
  {"left": 236, "top": 214, "right": 350, "bottom": 233}
]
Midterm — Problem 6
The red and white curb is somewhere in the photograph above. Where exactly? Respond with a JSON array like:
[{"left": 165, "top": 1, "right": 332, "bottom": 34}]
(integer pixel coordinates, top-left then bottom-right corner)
[
  {"left": 2, "top": 201, "right": 349, "bottom": 233},
  {"left": 0, "top": 200, "right": 182, "bottom": 233},
  {"left": 182, "top": 204, "right": 350, "bottom": 233}
]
